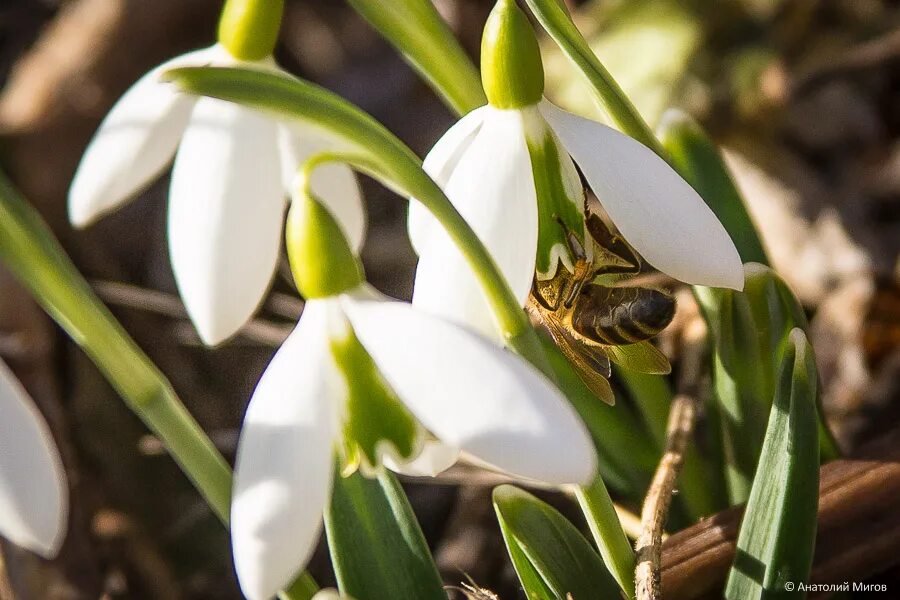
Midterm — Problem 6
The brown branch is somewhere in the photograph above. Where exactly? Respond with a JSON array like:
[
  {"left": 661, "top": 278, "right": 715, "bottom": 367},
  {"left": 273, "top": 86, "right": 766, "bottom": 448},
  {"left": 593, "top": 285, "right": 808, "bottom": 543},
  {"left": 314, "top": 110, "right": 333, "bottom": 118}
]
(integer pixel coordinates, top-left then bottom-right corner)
[
  {"left": 660, "top": 425, "right": 900, "bottom": 599},
  {"left": 635, "top": 319, "right": 706, "bottom": 600},
  {"left": 91, "top": 280, "right": 293, "bottom": 346},
  {"left": 0, "top": 546, "right": 14, "bottom": 600},
  {"left": 635, "top": 394, "right": 698, "bottom": 600}
]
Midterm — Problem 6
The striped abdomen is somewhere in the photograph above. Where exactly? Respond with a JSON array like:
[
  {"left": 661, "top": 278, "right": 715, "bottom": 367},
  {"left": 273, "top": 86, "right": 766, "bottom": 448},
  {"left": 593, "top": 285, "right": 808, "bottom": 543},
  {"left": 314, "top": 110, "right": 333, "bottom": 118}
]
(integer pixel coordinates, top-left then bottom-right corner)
[{"left": 572, "top": 285, "right": 675, "bottom": 345}]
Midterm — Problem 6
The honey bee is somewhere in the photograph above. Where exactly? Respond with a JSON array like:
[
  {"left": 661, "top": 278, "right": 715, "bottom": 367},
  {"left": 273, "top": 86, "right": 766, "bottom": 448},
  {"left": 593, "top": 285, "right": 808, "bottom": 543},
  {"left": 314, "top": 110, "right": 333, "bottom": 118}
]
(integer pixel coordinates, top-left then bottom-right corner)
[{"left": 526, "top": 211, "right": 676, "bottom": 405}]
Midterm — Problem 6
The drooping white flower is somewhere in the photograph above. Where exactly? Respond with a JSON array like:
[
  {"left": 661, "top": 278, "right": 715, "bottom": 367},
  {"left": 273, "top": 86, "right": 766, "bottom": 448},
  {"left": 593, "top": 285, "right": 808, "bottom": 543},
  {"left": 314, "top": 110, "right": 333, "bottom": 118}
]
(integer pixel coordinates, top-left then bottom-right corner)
[
  {"left": 68, "top": 1, "right": 364, "bottom": 346},
  {"left": 409, "top": 0, "right": 743, "bottom": 340},
  {"left": 0, "top": 359, "right": 68, "bottom": 557},
  {"left": 231, "top": 181, "right": 597, "bottom": 600}
]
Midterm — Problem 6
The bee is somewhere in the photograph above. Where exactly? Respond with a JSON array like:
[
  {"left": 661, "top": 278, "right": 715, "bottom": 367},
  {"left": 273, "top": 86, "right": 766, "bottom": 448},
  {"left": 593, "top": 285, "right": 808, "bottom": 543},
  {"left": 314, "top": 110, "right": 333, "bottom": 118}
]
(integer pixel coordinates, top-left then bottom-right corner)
[{"left": 526, "top": 211, "right": 676, "bottom": 405}]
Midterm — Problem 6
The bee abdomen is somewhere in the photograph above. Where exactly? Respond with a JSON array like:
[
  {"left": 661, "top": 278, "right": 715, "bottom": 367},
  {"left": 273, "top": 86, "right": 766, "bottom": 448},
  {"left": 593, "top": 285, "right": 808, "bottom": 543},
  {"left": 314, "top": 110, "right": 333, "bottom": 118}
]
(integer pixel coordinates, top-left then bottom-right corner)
[{"left": 572, "top": 285, "right": 676, "bottom": 345}]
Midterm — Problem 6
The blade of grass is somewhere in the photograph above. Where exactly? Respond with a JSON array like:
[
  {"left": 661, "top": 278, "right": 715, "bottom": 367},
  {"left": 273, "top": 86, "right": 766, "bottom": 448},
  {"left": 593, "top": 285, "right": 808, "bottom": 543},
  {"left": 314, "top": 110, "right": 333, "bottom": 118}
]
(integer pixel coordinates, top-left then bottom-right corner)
[
  {"left": 325, "top": 470, "right": 446, "bottom": 600},
  {"left": 725, "top": 329, "right": 819, "bottom": 599},
  {"left": 0, "top": 170, "right": 316, "bottom": 599}
]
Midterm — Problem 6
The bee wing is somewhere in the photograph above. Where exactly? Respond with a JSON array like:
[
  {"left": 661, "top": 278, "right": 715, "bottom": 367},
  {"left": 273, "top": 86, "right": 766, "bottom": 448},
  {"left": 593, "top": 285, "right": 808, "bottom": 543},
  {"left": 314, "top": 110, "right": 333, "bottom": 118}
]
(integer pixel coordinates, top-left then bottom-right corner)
[
  {"left": 544, "top": 319, "right": 616, "bottom": 406},
  {"left": 605, "top": 340, "right": 671, "bottom": 375}
]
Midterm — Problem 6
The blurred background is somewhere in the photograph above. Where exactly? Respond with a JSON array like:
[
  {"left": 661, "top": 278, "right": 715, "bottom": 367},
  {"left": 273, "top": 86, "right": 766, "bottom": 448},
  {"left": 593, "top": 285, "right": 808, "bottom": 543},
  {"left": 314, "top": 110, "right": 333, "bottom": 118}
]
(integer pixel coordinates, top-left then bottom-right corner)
[{"left": 0, "top": 0, "right": 898, "bottom": 598}]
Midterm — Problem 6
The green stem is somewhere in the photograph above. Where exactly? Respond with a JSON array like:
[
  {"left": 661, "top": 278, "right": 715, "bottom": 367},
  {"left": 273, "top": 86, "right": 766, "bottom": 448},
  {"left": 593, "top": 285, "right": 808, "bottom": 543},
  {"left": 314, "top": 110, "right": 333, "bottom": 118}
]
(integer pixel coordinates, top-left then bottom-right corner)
[
  {"left": 0, "top": 170, "right": 317, "bottom": 600},
  {"left": 347, "top": 0, "right": 485, "bottom": 115},
  {"left": 278, "top": 574, "right": 320, "bottom": 600},
  {"left": 165, "top": 66, "right": 551, "bottom": 375},
  {"left": 523, "top": 0, "right": 663, "bottom": 155},
  {"left": 575, "top": 477, "right": 636, "bottom": 599}
]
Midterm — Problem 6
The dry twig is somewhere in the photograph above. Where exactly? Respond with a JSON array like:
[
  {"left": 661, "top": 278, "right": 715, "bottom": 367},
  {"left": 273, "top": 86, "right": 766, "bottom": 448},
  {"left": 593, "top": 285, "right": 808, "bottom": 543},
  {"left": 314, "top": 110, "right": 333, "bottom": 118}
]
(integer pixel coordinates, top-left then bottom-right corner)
[
  {"left": 91, "top": 280, "right": 294, "bottom": 346},
  {"left": 635, "top": 320, "right": 706, "bottom": 600}
]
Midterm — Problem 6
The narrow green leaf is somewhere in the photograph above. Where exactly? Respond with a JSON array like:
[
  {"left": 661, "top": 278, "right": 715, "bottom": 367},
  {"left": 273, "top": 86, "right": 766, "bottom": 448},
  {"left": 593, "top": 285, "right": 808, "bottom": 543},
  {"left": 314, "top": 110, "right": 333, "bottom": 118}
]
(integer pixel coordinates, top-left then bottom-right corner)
[
  {"left": 325, "top": 470, "right": 447, "bottom": 600},
  {"left": 573, "top": 477, "right": 636, "bottom": 598},
  {"left": 726, "top": 329, "right": 820, "bottom": 599},
  {"left": 347, "top": 0, "right": 485, "bottom": 116},
  {"left": 541, "top": 335, "right": 656, "bottom": 497},
  {"left": 0, "top": 169, "right": 234, "bottom": 516},
  {"left": 502, "top": 534, "right": 557, "bottom": 600},
  {"left": 494, "top": 485, "right": 620, "bottom": 600},
  {"left": 616, "top": 368, "right": 723, "bottom": 519},
  {"left": 659, "top": 112, "right": 769, "bottom": 266},
  {"left": 699, "top": 264, "right": 839, "bottom": 503},
  {"left": 0, "top": 170, "right": 318, "bottom": 599}
]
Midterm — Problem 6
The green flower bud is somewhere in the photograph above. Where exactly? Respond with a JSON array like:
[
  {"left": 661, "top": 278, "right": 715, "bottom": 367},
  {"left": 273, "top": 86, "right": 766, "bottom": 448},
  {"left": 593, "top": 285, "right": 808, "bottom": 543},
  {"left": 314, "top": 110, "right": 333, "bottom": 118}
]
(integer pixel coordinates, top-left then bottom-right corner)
[
  {"left": 481, "top": 0, "right": 545, "bottom": 109},
  {"left": 218, "top": 0, "right": 285, "bottom": 61},
  {"left": 286, "top": 175, "right": 364, "bottom": 299}
]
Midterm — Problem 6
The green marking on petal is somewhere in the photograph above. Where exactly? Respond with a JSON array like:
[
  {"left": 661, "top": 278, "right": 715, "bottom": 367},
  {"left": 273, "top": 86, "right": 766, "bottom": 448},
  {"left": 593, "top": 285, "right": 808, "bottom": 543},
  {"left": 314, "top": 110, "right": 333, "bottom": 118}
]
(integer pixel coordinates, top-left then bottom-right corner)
[
  {"left": 330, "top": 326, "right": 421, "bottom": 476},
  {"left": 524, "top": 110, "right": 586, "bottom": 279}
]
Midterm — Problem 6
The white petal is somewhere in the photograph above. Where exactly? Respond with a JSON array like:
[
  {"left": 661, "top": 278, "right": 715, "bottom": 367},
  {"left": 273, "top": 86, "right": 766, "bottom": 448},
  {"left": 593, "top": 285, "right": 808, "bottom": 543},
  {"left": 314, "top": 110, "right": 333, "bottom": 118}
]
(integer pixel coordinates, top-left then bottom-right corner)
[
  {"left": 68, "top": 47, "right": 219, "bottom": 227},
  {"left": 412, "top": 108, "right": 539, "bottom": 340},
  {"left": 0, "top": 360, "right": 67, "bottom": 557},
  {"left": 408, "top": 106, "right": 487, "bottom": 253},
  {"left": 541, "top": 101, "right": 744, "bottom": 290},
  {"left": 342, "top": 293, "right": 597, "bottom": 486},
  {"left": 311, "top": 590, "right": 348, "bottom": 600},
  {"left": 232, "top": 301, "right": 342, "bottom": 600},
  {"left": 169, "top": 97, "right": 285, "bottom": 346},
  {"left": 384, "top": 439, "right": 459, "bottom": 477},
  {"left": 278, "top": 124, "right": 366, "bottom": 251}
]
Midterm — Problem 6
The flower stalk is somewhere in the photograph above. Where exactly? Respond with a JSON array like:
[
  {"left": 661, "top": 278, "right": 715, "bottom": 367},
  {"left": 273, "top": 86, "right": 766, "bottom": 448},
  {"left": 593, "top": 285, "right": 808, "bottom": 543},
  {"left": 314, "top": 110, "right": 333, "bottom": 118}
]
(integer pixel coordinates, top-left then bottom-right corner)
[
  {"left": 522, "top": 0, "right": 664, "bottom": 154},
  {"left": 0, "top": 170, "right": 317, "bottom": 600},
  {"left": 217, "top": 0, "right": 285, "bottom": 61},
  {"left": 163, "top": 66, "right": 551, "bottom": 374},
  {"left": 347, "top": 0, "right": 485, "bottom": 115},
  {"left": 575, "top": 478, "right": 637, "bottom": 599}
]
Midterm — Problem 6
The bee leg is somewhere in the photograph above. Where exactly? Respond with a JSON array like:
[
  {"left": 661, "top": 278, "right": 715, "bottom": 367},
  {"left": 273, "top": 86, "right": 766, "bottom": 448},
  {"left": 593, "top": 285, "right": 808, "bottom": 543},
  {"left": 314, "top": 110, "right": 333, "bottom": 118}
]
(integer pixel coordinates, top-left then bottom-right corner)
[
  {"left": 552, "top": 214, "right": 588, "bottom": 262},
  {"left": 585, "top": 212, "right": 643, "bottom": 276},
  {"left": 549, "top": 214, "right": 595, "bottom": 307}
]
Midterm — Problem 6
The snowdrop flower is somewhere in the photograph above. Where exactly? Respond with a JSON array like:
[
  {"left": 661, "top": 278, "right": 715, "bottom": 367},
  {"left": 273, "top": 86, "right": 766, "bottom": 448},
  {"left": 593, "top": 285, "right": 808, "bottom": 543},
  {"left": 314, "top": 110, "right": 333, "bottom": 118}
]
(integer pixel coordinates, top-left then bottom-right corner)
[
  {"left": 68, "top": 0, "right": 364, "bottom": 346},
  {"left": 0, "top": 358, "right": 67, "bottom": 557},
  {"left": 409, "top": 0, "right": 743, "bottom": 339},
  {"left": 231, "top": 177, "right": 596, "bottom": 599}
]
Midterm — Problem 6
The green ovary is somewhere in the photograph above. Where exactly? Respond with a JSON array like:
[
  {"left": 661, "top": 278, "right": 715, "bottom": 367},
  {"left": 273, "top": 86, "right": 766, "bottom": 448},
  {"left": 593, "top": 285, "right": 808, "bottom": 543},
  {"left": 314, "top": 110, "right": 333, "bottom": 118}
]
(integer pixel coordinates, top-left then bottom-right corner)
[{"left": 330, "top": 327, "right": 420, "bottom": 476}]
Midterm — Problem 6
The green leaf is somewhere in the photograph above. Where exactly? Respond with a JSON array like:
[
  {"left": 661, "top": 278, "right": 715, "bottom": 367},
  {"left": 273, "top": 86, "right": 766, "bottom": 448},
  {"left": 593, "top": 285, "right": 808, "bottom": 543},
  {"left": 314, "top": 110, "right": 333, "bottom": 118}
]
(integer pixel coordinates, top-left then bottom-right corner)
[
  {"left": 573, "top": 478, "right": 636, "bottom": 598},
  {"left": 540, "top": 334, "right": 656, "bottom": 497},
  {"left": 502, "top": 534, "right": 557, "bottom": 600},
  {"left": 347, "top": 0, "right": 484, "bottom": 116},
  {"left": 725, "top": 329, "right": 820, "bottom": 600},
  {"left": 659, "top": 111, "right": 769, "bottom": 266},
  {"left": 615, "top": 368, "right": 724, "bottom": 520},
  {"left": 494, "top": 485, "right": 620, "bottom": 600},
  {"left": 0, "top": 167, "right": 318, "bottom": 599},
  {"left": 325, "top": 470, "right": 446, "bottom": 600},
  {"left": 698, "top": 264, "right": 839, "bottom": 503}
]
